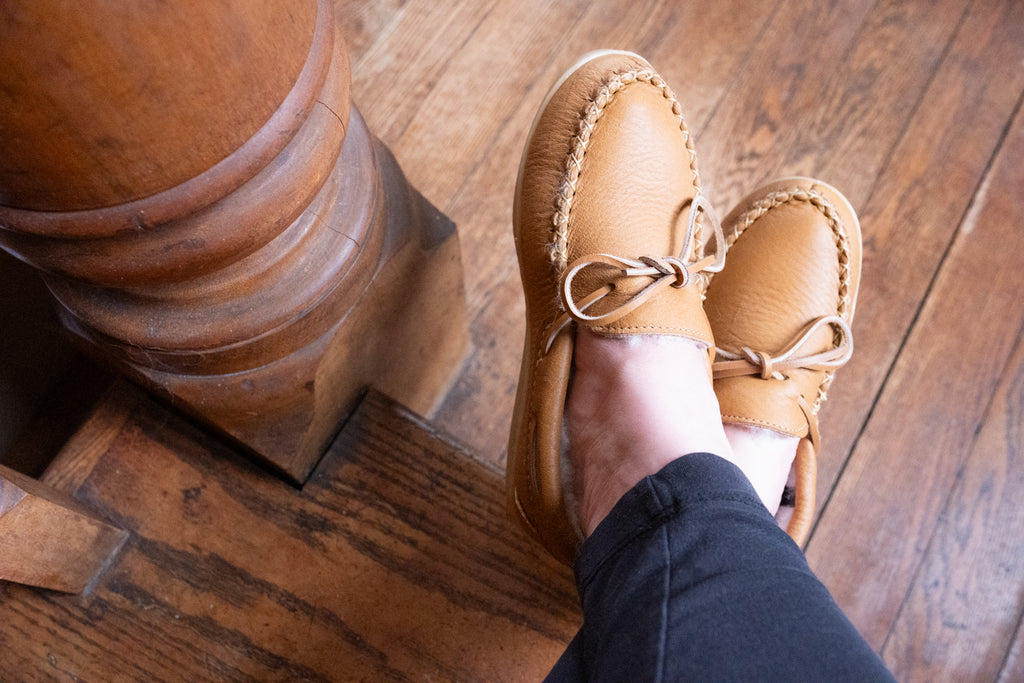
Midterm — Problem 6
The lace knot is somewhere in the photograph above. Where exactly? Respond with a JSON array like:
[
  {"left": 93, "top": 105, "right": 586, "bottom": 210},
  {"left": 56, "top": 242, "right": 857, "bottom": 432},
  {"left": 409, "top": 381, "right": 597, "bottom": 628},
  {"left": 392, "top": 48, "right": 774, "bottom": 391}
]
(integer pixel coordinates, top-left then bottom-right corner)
[
  {"left": 635, "top": 256, "right": 691, "bottom": 289},
  {"left": 742, "top": 348, "right": 780, "bottom": 379},
  {"left": 713, "top": 316, "right": 854, "bottom": 382},
  {"left": 543, "top": 194, "right": 724, "bottom": 352}
]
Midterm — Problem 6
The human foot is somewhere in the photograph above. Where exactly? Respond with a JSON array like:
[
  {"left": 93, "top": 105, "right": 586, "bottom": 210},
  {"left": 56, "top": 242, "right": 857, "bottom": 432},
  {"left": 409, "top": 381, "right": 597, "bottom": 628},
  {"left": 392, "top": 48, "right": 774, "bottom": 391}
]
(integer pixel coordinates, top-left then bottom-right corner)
[
  {"left": 567, "top": 330, "right": 731, "bottom": 536},
  {"left": 705, "top": 177, "right": 862, "bottom": 545},
  {"left": 507, "top": 51, "right": 722, "bottom": 563},
  {"left": 722, "top": 423, "right": 798, "bottom": 517}
]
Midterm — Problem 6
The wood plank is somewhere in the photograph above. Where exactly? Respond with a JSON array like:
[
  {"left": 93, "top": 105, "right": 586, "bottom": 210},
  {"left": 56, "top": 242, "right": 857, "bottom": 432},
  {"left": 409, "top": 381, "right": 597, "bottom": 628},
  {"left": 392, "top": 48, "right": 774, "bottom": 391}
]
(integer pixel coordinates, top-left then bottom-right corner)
[
  {"left": 358, "top": 0, "right": 592, "bottom": 208},
  {"left": 432, "top": 0, "right": 780, "bottom": 462},
  {"left": 881, "top": 304, "right": 1024, "bottom": 680},
  {"left": 694, "top": 0, "right": 877, "bottom": 207},
  {"left": 633, "top": 0, "right": 780, "bottom": 135},
  {"left": 2, "top": 0, "right": 1022, "bottom": 678},
  {"left": 777, "top": 0, "right": 971, "bottom": 203},
  {"left": 334, "top": 0, "right": 407, "bottom": 66},
  {"left": 0, "top": 385, "right": 579, "bottom": 680},
  {"left": 812, "top": 0, "right": 1024, "bottom": 514},
  {"left": 807, "top": 96, "right": 1024, "bottom": 649},
  {"left": 39, "top": 381, "right": 135, "bottom": 492},
  {"left": 348, "top": 0, "right": 497, "bottom": 154},
  {"left": 0, "top": 464, "right": 127, "bottom": 593},
  {"left": 692, "top": 0, "right": 1011, "bottom": 525},
  {"left": 998, "top": 616, "right": 1024, "bottom": 682}
]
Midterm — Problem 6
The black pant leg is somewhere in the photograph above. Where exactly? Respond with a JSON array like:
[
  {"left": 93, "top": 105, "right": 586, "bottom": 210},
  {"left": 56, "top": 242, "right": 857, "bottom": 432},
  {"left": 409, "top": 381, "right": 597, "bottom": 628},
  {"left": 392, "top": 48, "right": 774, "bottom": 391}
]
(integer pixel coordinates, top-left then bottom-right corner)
[{"left": 546, "top": 452, "right": 895, "bottom": 682}]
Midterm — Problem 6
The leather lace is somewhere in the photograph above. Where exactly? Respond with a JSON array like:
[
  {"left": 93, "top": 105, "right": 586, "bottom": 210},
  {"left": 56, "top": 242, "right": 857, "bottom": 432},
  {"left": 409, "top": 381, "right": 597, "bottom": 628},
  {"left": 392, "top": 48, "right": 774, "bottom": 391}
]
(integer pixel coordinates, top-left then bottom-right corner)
[
  {"left": 712, "top": 315, "right": 853, "bottom": 450},
  {"left": 712, "top": 315, "right": 853, "bottom": 381},
  {"left": 543, "top": 195, "right": 725, "bottom": 352}
]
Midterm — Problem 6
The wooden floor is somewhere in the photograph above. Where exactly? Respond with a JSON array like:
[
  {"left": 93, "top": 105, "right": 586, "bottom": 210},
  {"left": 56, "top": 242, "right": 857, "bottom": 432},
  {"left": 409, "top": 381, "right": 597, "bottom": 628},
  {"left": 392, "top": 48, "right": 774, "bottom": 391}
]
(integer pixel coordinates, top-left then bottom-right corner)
[
  {"left": 0, "top": 384, "right": 580, "bottom": 680},
  {"left": 3, "top": 0, "right": 1023, "bottom": 680},
  {"left": 339, "top": 0, "right": 1024, "bottom": 679}
]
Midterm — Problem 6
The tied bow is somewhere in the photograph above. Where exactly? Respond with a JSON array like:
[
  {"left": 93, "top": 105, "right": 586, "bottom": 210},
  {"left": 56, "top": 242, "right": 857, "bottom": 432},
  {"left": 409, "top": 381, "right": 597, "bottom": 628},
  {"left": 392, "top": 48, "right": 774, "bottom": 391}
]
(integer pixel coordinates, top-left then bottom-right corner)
[
  {"left": 712, "top": 315, "right": 853, "bottom": 381},
  {"left": 544, "top": 194, "right": 725, "bottom": 351},
  {"left": 714, "top": 315, "right": 853, "bottom": 456}
]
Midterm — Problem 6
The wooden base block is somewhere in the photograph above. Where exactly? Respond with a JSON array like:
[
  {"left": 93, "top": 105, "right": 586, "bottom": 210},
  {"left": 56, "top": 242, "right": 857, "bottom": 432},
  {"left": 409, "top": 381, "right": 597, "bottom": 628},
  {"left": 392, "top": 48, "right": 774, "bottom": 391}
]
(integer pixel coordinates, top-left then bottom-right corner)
[
  {"left": 0, "top": 381, "right": 578, "bottom": 680},
  {"left": 121, "top": 136, "right": 470, "bottom": 482}
]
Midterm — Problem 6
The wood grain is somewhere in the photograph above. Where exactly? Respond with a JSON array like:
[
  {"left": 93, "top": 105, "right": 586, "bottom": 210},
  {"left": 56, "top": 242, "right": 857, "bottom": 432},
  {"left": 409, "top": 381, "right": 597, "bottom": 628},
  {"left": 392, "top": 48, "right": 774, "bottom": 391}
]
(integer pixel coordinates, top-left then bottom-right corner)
[
  {"left": 0, "top": 0, "right": 469, "bottom": 481},
  {"left": 334, "top": 0, "right": 407, "bottom": 66},
  {"left": 694, "top": 0, "right": 875, "bottom": 207},
  {"left": 0, "top": 386, "right": 579, "bottom": 680},
  {"left": 882, "top": 297, "right": 1024, "bottom": 680},
  {"left": 0, "top": 464, "right": 127, "bottom": 593},
  {"left": 2, "top": 0, "right": 1023, "bottom": 677},
  {"left": 808, "top": 96, "right": 1024, "bottom": 649},
  {"left": 359, "top": 0, "right": 1024, "bottom": 676},
  {"left": 779, "top": 0, "right": 968, "bottom": 204},
  {"left": 40, "top": 381, "right": 136, "bottom": 492},
  {"left": 0, "top": 0, "right": 315, "bottom": 210},
  {"left": 811, "top": 0, "right": 1024, "bottom": 522}
]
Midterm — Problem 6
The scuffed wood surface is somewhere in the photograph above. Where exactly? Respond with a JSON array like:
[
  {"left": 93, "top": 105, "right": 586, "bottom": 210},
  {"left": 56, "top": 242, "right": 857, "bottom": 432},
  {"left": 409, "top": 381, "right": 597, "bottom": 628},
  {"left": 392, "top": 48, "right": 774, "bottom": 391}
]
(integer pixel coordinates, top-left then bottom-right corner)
[
  {"left": 338, "top": 0, "right": 1024, "bottom": 678},
  {"left": 2, "top": 0, "right": 1022, "bottom": 678},
  {"left": 811, "top": 104, "right": 1024, "bottom": 673},
  {"left": 0, "top": 384, "right": 579, "bottom": 680},
  {"left": 0, "top": 464, "right": 126, "bottom": 593}
]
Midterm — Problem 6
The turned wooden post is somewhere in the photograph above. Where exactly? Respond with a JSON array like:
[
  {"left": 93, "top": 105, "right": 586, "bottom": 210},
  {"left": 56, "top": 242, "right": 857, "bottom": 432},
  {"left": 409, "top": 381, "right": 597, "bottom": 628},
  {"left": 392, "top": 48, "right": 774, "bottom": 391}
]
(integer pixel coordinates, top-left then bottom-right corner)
[{"left": 0, "top": 1, "right": 468, "bottom": 481}]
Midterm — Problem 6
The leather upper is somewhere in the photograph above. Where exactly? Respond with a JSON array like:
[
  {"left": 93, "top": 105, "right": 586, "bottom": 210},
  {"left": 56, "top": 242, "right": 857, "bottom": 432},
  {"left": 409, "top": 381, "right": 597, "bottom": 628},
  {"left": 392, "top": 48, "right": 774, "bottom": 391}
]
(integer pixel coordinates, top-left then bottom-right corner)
[
  {"left": 705, "top": 178, "right": 861, "bottom": 438},
  {"left": 509, "top": 52, "right": 716, "bottom": 563},
  {"left": 704, "top": 177, "right": 862, "bottom": 546}
]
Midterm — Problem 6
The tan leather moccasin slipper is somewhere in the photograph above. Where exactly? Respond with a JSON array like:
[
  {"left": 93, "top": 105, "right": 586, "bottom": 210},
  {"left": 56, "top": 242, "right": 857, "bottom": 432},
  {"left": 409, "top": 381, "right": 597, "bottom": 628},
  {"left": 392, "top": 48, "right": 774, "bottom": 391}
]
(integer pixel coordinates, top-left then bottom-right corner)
[
  {"left": 704, "top": 177, "right": 862, "bottom": 547},
  {"left": 508, "top": 50, "right": 724, "bottom": 564}
]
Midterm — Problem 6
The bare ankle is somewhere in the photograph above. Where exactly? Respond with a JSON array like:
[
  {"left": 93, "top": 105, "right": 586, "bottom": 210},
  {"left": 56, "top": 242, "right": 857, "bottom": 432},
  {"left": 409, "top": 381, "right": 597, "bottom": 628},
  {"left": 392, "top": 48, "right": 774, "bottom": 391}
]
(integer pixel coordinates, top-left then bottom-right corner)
[
  {"left": 567, "top": 330, "right": 731, "bottom": 535},
  {"left": 721, "top": 424, "right": 799, "bottom": 514}
]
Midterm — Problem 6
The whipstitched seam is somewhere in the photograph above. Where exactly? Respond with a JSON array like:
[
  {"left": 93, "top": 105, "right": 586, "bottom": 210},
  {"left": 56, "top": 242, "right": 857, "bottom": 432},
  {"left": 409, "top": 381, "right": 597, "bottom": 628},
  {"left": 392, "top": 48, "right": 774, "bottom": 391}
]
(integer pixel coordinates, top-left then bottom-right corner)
[
  {"left": 723, "top": 187, "right": 853, "bottom": 415},
  {"left": 549, "top": 67, "right": 702, "bottom": 270},
  {"left": 533, "top": 67, "right": 704, "bottom": 370}
]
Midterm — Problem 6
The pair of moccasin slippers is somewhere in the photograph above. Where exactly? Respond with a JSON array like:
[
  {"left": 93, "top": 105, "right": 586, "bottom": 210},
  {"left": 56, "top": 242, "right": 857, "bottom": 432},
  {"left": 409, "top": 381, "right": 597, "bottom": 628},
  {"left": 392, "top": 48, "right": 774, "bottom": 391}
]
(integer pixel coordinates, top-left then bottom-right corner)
[{"left": 508, "top": 50, "right": 862, "bottom": 565}]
